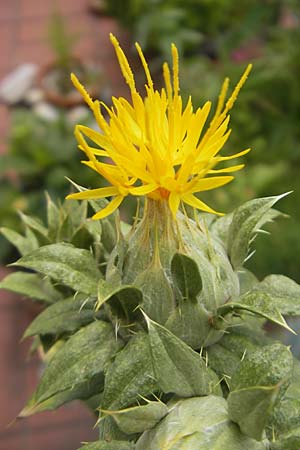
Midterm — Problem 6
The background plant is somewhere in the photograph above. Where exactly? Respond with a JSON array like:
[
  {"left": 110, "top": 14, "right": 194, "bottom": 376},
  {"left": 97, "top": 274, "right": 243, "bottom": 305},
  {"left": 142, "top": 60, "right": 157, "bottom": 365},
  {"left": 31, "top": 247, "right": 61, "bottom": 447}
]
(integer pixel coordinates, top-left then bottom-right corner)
[{"left": 0, "top": 108, "right": 98, "bottom": 262}]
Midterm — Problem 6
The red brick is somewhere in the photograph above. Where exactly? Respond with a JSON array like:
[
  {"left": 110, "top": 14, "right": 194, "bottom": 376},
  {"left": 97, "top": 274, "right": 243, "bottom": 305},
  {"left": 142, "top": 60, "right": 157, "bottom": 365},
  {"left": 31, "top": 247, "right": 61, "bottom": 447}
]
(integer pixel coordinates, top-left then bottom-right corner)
[
  {"left": 0, "top": 23, "right": 17, "bottom": 69},
  {"left": 18, "top": 16, "right": 52, "bottom": 44},
  {"left": 13, "top": 41, "right": 54, "bottom": 66},
  {"left": 19, "top": 0, "right": 86, "bottom": 18},
  {"left": 0, "top": 1, "right": 18, "bottom": 21},
  {"left": 1, "top": 406, "right": 97, "bottom": 450}
]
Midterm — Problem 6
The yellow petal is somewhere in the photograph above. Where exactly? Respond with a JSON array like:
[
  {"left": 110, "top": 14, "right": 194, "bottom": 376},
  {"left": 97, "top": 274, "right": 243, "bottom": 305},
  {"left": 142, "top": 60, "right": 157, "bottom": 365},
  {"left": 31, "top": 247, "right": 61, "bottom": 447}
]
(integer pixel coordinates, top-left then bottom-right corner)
[
  {"left": 185, "top": 176, "right": 233, "bottom": 194},
  {"left": 182, "top": 193, "right": 223, "bottom": 215},
  {"left": 92, "top": 195, "right": 124, "bottom": 220},
  {"left": 77, "top": 125, "right": 114, "bottom": 153},
  {"left": 208, "top": 164, "right": 245, "bottom": 174},
  {"left": 129, "top": 183, "right": 157, "bottom": 196},
  {"left": 66, "top": 186, "right": 119, "bottom": 200},
  {"left": 217, "top": 148, "right": 251, "bottom": 161}
]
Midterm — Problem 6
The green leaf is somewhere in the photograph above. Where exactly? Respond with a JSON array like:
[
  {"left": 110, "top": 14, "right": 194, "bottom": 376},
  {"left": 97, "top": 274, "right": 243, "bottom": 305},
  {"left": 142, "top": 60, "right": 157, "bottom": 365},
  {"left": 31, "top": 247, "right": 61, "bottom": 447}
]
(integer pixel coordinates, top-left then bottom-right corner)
[
  {"left": 21, "top": 373, "right": 103, "bottom": 416},
  {"left": 90, "top": 198, "right": 118, "bottom": 253},
  {"left": 45, "top": 192, "right": 61, "bottom": 241},
  {"left": 145, "top": 315, "right": 220, "bottom": 397},
  {"left": 210, "top": 212, "right": 233, "bottom": 243},
  {"left": 270, "top": 428, "right": 300, "bottom": 450},
  {"left": 238, "top": 269, "right": 259, "bottom": 295},
  {"left": 270, "top": 397, "right": 300, "bottom": 438},
  {"left": 23, "top": 296, "right": 98, "bottom": 337},
  {"left": 207, "top": 343, "right": 241, "bottom": 380},
  {"left": 165, "top": 301, "right": 210, "bottom": 349},
  {"left": 0, "top": 271, "right": 62, "bottom": 303},
  {"left": 229, "top": 386, "right": 278, "bottom": 441},
  {"left": 218, "top": 291, "right": 295, "bottom": 334},
  {"left": 267, "top": 359, "right": 300, "bottom": 440},
  {"left": 67, "top": 179, "right": 117, "bottom": 253},
  {"left": 135, "top": 264, "right": 175, "bottom": 324},
  {"left": 179, "top": 213, "right": 240, "bottom": 312},
  {"left": 102, "top": 332, "right": 158, "bottom": 410},
  {"left": 20, "top": 320, "right": 122, "bottom": 416},
  {"left": 171, "top": 252, "right": 202, "bottom": 299},
  {"left": 220, "top": 322, "right": 269, "bottom": 357},
  {"left": 227, "top": 194, "right": 290, "bottom": 269},
  {"left": 1, "top": 226, "right": 39, "bottom": 256},
  {"left": 12, "top": 243, "right": 101, "bottom": 295},
  {"left": 102, "top": 401, "right": 168, "bottom": 434},
  {"left": 78, "top": 442, "right": 134, "bottom": 450},
  {"left": 136, "top": 396, "right": 266, "bottom": 449},
  {"left": 228, "top": 343, "right": 293, "bottom": 440},
  {"left": 97, "top": 280, "right": 142, "bottom": 320},
  {"left": 19, "top": 211, "right": 50, "bottom": 240},
  {"left": 207, "top": 322, "right": 269, "bottom": 380},
  {"left": 252, "top": 274, "right": 300, "bottom": 316}
]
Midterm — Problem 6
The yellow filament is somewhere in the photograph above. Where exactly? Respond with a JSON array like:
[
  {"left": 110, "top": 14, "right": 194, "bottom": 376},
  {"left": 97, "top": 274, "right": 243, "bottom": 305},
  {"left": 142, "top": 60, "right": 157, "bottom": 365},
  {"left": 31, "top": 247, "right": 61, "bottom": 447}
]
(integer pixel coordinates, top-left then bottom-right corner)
[
  {"left": 135, "top": 42, "right": 153, "bottom": 90},
  {"left": 163, "top": 62, "right": 173, "bottom": 102},
  {"left": 213, "top": 77, "right": 229, "bottom": 122},
  {"left": 223, "top": 64, "right": 252, "bottom": 115},
  {"left": 71, "top": 73, "right": 94, "bottom": 109},
  {"left": 171, "top": 43, "right": 179, "bottom": 97},
  {"left": 110, "top": 33, "right": 136, "bottom": 93}
]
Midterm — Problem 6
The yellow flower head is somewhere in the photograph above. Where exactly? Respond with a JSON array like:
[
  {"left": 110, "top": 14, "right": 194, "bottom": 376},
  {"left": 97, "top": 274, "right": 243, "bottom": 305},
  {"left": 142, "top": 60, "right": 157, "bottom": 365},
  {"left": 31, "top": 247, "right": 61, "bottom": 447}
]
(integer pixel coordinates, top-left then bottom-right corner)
[{"left": 67, "top": 34, "right": 251, "bottom": 220}]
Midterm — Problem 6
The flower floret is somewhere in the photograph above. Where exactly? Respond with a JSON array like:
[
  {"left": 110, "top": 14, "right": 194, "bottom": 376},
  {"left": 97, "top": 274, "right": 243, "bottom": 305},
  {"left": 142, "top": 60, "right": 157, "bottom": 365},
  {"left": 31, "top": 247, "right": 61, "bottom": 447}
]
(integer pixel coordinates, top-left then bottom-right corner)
[{"left": 66, "top": 33, "right": 251, "bottom": 219}]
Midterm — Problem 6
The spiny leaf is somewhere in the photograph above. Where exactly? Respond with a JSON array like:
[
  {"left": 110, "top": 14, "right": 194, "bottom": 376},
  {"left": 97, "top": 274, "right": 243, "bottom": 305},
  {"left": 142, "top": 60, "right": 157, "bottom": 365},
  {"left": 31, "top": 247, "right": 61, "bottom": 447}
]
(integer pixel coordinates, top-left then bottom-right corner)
[
  {"left": 228, "top": 193, "right": 290, "bottom": 269},
  {"left": 0, "top": 271, "right": 62, "bottom": 303},
  {"left": 23, "top": 296, "right": 98, "bottom": 337},
  {"left": 171, "top": 252, "right": 202, "bottom": 300},
  {"left": 45, "top": 192, "right": 61, "bottom": 241},
  {"left": 67, "top": 178, "right": 117, "bottom": 252},
  {"left": 21, "top": 373, "right": 103, "bottom": 416},
  {"left": 145, "top": 314, "right": 220, "bottom": 397},
  {"left": 102, "top": 401, "right": 168, "bottom": 434},
  {"left": 252, "top": 274, "right": 300, "bottom": 316},
  {"left": 270, "top": 428, "right": 300, "bottom": 450},
  {"left": 20, "top": 320, "right": 122, "bottom": 416},
  {"left": 136, "top": 396, "right": 266, "bottom": 450},
  {"left": 102, "top": 332, "right": 157, "bottom": 410},
  {"left": 228, "top": 343, "right": 293, "bottom": 440},
  {"left": 1, "top": 226, "right": 39, "bottom": 256},
  {"left": 218, "top": 291, "right": 295, "bottom": 334},
  {"left": 135, "top": 264, "right": 175, "bottom": 324},
  {"left": 97, "top": 279, "right": 142, "bottom": 320},
  {"left": 18, "top": 211, "right": 49, "bottom": 240},
  {"left": 165, "top": 301, "right": 210, "bottom": 349},
  {"left": 12, "top": 243, "right": 102, "bottom": 295}
]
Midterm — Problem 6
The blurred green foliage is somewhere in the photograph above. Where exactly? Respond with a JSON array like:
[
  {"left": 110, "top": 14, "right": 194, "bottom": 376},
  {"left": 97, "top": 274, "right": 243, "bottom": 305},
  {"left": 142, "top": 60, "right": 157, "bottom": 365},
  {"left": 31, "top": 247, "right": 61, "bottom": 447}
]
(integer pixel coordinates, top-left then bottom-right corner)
[
  {"left": 0, "top": 109, "right": 99, "bottom": 262},
  {"left": 104, "top": 0, "right": 281, "bottom": 59}
]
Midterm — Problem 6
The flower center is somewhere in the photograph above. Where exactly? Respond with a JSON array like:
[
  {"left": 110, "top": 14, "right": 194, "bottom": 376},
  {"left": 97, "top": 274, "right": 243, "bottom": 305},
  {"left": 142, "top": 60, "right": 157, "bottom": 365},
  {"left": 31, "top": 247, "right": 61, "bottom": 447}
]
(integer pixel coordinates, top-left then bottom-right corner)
[{"left": 158, "top": 187, "right": 170, "bottom": 200}]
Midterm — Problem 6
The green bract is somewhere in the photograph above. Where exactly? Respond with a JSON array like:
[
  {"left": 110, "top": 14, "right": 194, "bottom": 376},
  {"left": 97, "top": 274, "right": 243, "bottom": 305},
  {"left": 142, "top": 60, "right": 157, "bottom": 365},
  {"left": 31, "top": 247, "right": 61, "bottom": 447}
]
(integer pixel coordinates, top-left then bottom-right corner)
[{"left": 1, "top": 192, "right": 299, "bottom": 449}]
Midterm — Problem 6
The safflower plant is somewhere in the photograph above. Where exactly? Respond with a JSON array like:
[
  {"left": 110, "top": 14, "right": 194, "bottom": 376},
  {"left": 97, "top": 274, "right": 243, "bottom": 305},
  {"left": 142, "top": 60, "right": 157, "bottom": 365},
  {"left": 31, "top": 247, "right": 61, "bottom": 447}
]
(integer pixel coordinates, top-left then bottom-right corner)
[{"left": 1, "top": 34, "right": 300, "bottom": 450}]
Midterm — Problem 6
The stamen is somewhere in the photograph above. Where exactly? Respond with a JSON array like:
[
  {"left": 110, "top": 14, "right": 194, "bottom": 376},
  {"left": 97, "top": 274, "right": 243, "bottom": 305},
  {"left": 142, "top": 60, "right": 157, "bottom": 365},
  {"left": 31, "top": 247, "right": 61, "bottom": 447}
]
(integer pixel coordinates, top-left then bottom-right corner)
[
  {"left": 71, "top": 73, "right": 94, "bottom": 109},
  {"left": 171, "top": 43, "right": 179, "bottom": 97},
  {"left": 224, "top": 64, "right": 252, "bottom": 114},
  {"left": 163, "top": 62, "right": 173, "bottom": 101},
  {"left": 214, "top": 77, "right": 229, "bottom": 122},
  {"left": 135, "top": 42, "right": 153, "bottom": 90},
  {"left": 110, "top": 33, "right": 136, "bottom": 93}
]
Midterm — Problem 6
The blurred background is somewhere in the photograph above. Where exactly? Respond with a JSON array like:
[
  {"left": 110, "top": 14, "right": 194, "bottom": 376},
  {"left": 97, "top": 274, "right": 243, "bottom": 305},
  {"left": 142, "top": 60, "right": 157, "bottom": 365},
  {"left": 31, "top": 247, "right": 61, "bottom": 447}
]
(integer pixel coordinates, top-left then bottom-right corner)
[{"left": 0, "top": 0, "right": 299, "bottom": 448}]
